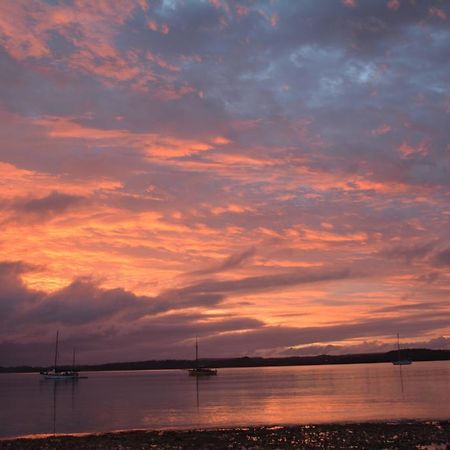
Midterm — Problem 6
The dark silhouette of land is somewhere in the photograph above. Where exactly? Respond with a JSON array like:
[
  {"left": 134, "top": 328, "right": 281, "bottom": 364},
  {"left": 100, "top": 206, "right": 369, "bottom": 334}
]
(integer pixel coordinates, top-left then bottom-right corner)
[{"left": 1, "top": 348, "right": 449, "bottom": 373}]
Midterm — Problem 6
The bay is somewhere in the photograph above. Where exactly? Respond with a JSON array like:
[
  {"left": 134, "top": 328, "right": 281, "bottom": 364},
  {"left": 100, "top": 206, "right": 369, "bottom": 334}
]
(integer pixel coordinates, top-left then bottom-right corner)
[{"left": 1, "top": 361, "right": 449, "bottom": 439}]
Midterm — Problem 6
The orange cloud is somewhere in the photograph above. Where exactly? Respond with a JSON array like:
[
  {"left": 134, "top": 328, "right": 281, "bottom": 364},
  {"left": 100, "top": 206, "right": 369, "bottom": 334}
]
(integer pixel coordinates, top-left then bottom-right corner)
[
  {"left": 34, "top": 116, "right": 221, "bottom": 158},
  {"left": 0, "top": 161, "right": 122, "bottom": 199},
  {"left": 398, "top": 141, "right": 430, "bottom": 158},
  {"left": 0, "top": 1, "right": 190, "bottom": 98},
  {"left": 212, "top": 136, "right": 232, "bottom": 145},
  {"left": 211, "top": 204, "right": 255, "bottom": 215},
  {"left": 0, "top": 2, "right": 50, "bottom": 59}
]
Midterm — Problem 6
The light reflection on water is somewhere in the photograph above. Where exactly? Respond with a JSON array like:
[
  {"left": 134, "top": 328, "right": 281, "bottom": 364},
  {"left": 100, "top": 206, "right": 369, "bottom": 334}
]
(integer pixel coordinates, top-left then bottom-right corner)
[{"left": 0, "top": 361, "right": 449, "bottom": 438}]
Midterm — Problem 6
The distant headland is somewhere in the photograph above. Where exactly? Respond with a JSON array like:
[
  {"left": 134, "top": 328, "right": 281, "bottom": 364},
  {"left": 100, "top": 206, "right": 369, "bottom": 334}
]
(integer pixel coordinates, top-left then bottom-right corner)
[{"left": 1, "top": 348, "right": 450, "bottom": 374}]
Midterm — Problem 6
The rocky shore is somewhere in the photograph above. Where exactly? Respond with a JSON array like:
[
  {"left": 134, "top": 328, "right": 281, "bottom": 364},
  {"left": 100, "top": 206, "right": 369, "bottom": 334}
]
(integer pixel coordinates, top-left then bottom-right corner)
[{"left": 1, "top": 421, "right": 449, "bottom": 450}]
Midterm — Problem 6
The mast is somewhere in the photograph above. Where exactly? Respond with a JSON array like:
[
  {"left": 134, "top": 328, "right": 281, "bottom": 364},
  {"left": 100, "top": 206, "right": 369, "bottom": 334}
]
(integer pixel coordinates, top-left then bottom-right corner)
[
  {"left": 195, "top": 336, "right": 198, "bottom": 366},
  {"left": 54, "top": 330, "right": 59, "bottom": 371},
  {"left": 397, "top": 333, "right": 401, "bottom": 360},
  {"left": 72, "top": 348, "right": 76, "bottom": 371}
]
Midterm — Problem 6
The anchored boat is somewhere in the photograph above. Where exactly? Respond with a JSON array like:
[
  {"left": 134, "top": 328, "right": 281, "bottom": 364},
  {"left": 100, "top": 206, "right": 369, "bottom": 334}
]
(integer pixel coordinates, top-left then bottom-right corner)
[
  {"left": 40, "top": 331, "right": 80, "bottom": 379},
  {"left": 188, "top": 337, "right": 217, "bottom": 376},
  {"left": 392, "top": 333, "right": 412, "bottom": 366}
]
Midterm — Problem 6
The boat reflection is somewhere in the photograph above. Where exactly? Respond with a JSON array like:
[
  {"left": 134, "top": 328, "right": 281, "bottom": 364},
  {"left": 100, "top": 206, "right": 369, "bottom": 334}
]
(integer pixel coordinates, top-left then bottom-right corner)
[
  {"left": 398, "top": 364, "right": 405, "bottom": 398},
  {"left": 40, "top": 376, "right": 79, "bottom": 435},
  {"left": 192, "top": 371, "right": 217, "bottom": 411}
]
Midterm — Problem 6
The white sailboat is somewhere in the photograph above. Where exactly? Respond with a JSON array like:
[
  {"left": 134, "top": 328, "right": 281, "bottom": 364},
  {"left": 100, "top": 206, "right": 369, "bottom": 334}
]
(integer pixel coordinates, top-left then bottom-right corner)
[
  {"left": 40, "top": 331, "right": 80, "bottom": 379},
  {"left": 392, "top": 333, "right": 412, "bottom": 366},
  {"left": 188, "top": 337, "right": 217, "bottom": 376}
]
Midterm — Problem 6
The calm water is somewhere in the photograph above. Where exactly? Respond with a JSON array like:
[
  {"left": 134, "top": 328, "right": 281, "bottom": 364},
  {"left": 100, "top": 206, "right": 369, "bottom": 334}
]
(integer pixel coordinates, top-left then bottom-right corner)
[{"left": 1, "top": 361, "right": 449, "bottom": 438}]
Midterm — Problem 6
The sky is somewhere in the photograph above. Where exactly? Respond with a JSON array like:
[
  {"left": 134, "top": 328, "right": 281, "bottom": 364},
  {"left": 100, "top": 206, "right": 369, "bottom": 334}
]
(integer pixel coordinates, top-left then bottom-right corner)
[{"left": 0, "top": 0, "right": 449, "bottom": 366}]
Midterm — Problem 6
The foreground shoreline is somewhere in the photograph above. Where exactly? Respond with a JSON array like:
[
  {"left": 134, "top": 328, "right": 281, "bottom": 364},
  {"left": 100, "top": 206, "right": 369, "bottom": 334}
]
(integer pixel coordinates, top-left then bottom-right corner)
[{"left": 1, "top": 421, "right": 449, "bottom": 450}]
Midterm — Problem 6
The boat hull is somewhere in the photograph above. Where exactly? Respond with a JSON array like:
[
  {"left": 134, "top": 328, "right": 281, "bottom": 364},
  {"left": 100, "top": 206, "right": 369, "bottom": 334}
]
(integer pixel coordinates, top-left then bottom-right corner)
[
  {"left": 188, "top": 368, "right": 217, "bottom": 376},
  {"left": 42, "top": 375, "right": 78, "bottom": 379},
  {"left": 392, "top": 360, "right": 412, "bottom": 365},
  {"left": 40, "top": 370, "right": 79, "bottom": 379}
]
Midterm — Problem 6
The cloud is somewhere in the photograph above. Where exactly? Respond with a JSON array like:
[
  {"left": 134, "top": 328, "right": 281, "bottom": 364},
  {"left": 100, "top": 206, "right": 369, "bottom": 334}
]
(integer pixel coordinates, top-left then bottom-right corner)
[
  {"left": 18, "top": 191, "right": 84, "bottom": 216},
  {"left": 387, "top": 0, "right": 400, "bottom": 11},
  {"left": 33, "top": 116, "right": 223, "bottom": 158},
  {"left": 379, "top": 241, "right": 436, "bottom": 263},
  {"left": 0, "top": 0, "right": 450, "bottom": 366},
  {"left": 173, "top": 266, "right": 353, "bottom": 298},
  {"left": 0, "top": 259, "right": 449, "bottom": 365},
  {"left": 432, "top": 248, "right": 450, "bottom": 267},
  {"left": 200, "top": 312, "right": 450, "bottom": 358},
  {"left": 187, "top": 247, "right": 256, "bottom": 276},
  {"left": 7, "top": 275, "right": 227, "bottom": 328},
  {"left": 280, "top": 335, "right": 450, "bottom": 357},
  {"left": 0, "top": 260, "right": 353, "bottom": 362},
  {"left": 0, "top": 261, "right": 39, "bottom": 318},
  {"left": 342, "top": 0, "right": 357, "bottom": 8}
]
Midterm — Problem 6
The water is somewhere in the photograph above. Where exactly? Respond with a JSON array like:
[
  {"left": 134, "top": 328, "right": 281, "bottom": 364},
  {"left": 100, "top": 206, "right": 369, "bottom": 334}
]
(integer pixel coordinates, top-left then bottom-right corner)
[{"left": 1, "top": 361, "right": 449, "bottom": 439}]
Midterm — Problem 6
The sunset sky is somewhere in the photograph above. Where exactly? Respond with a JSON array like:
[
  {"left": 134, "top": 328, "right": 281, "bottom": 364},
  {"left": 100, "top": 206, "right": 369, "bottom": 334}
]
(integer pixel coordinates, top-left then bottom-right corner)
[{"left": 1, "top": 0, "right": 449, "bottom": 366}]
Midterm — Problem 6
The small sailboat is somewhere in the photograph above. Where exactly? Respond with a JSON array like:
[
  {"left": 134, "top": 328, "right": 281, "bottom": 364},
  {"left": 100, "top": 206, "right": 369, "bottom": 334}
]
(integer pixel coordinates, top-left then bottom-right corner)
[
  {"left": 40, "top": 331, "right": 80, "bottom": 379},
  {"left": 188, "top": 337, "right": 217, "bottom": 376},
  {"left": 392, "top": 333, "right": 412, "bottom": 366}
]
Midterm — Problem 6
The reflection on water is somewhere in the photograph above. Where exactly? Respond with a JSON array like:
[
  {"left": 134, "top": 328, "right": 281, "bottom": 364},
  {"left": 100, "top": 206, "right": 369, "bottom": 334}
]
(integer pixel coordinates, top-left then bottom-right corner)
[
  {"left": 398, "top": 365, "right": 405, "bottom": 398},
  {"left": 1, "top": 361, "right": 450, "bottom": 438},
  {"left": 48, "top": 378, "right": 79, "bottom": 435}
]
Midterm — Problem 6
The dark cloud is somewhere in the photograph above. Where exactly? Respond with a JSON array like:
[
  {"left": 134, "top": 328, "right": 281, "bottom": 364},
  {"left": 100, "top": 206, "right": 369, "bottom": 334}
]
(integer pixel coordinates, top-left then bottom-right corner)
[
  {"left": 0, "top": 258, "right": 448, "bottom": 365},
  {"left": 187, "top": 247, "right": 256, "bottom": 276},
  {"left": 0, "top": 260, "right": 354, "bottom": 364},
  {"left": 371, "top": 300, "right": 448, "bottom": 314},
  {"left": 172, "top": 267, "right": 353, "bottom": 298},
  {"left": 200, "top": 312, "right": 450, "bottom": 358},
  {"left": 432, "top": 247, "right": 450, "bottom": 267},
  {"left": 19, "top": 191, "right": 84, "bottom": 216},
  {"left": 7, "top": 277, "right": 226, "bottom": 328},
  {"left": 0, "top": 261, "right": 39, "bottom": 318},
  {"left": 0, "top": 191, "right": 85, "bottom": 224},
  {"left": 0, "top": 1, "right": 449, "bottom": 366},
  {"left": 379, "top": 241, "right": 436, "bottom": 263}
]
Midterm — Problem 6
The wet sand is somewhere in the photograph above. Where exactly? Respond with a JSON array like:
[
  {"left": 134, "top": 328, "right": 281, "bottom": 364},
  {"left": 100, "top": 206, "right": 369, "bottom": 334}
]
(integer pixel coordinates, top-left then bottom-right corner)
[{"left": 1, "top": 421, "right": 449, "bottom": 449}]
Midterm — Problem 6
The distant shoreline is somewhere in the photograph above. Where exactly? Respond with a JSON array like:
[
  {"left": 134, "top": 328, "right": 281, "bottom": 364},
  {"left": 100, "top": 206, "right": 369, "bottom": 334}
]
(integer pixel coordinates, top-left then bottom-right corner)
[
  {"left": 1, "top": 421, "right": 449, "bottom": 449},
  {"left": 1, "top": 348, "right": 449, "bottom": 374}
]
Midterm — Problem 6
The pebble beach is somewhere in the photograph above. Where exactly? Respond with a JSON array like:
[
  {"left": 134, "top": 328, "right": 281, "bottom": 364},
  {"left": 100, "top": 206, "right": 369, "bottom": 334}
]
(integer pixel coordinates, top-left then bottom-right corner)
[{"left": 1, "top": 421, "right": 449, "bottom": 450}]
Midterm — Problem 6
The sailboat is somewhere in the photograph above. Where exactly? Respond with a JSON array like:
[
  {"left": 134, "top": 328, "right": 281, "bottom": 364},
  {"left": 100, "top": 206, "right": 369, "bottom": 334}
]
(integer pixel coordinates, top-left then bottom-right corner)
[
  {"left": 188, "top": 337, "right": 217, "bottom": 376},
  {"left": 40, "top": 331, "right": 80, "bottom": 379},
  {"left": 392, "top": 333, "right": 412, "bottom": 366}
]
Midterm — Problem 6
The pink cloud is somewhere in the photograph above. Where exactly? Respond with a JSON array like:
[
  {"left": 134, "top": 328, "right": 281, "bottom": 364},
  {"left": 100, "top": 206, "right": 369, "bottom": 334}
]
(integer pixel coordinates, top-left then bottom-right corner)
[
  {"left": 371, "top": 124, "right": 391, "bottom": 136},
  {"left": 270, "top": 13, "right": 279, "bottom": 28},
  {"left": 235, "top": 4, "right": 249, "bottom": 18},
  {"left": 148, "top": 19, "right": 170, "bottom": 34},
  {"left": 398, "top": 140, "right": 431, "bottom": 158},
  {"left": 146, "top": 51, "right": 179, "bottom": 72},
  {"left": 342, "top": 0, "right": 357, "bottom": 8},
  {"left": 0, "top": 0, "right": 181, "bottom": 94},
  {"left": 429, "top": 7, "right": 447, "bottom": 20},
  {"left": 387, "top": 0, "right": 400, "bottom": 11}
]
